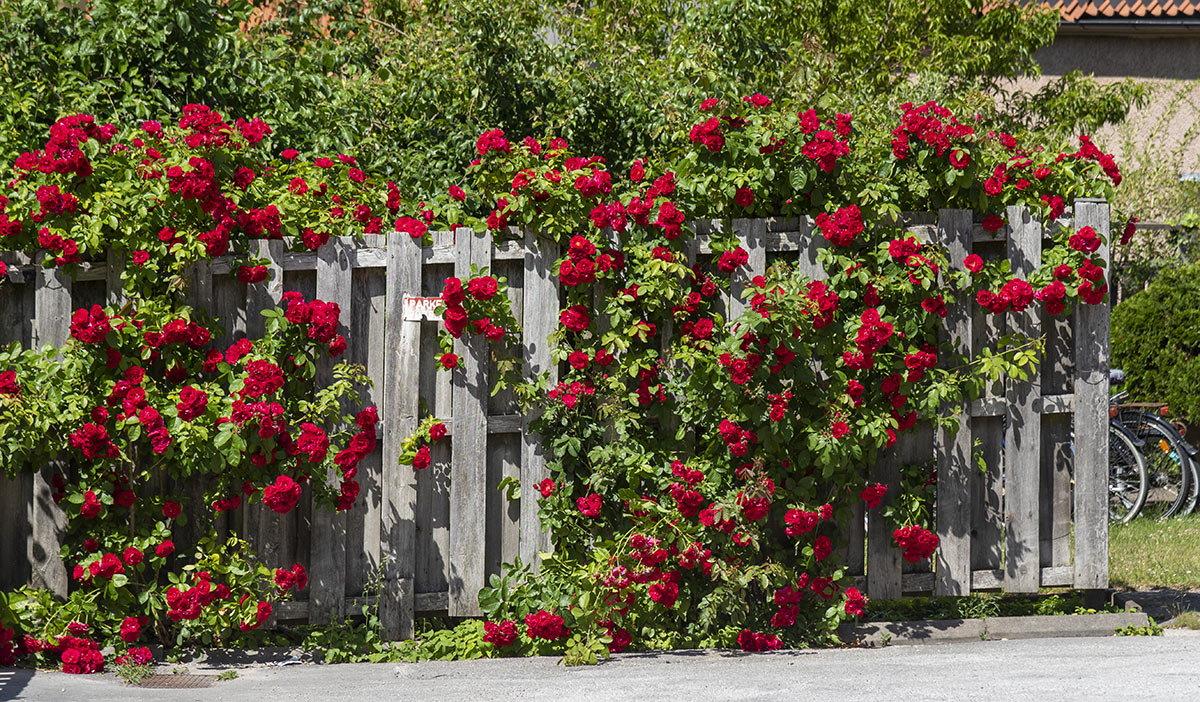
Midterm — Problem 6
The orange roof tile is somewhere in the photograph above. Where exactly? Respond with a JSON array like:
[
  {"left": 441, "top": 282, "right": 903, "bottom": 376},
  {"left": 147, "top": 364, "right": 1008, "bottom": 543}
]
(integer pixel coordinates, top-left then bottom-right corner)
[{"left": 1039, "top": 0, "right": 1200, "bottom": 20}]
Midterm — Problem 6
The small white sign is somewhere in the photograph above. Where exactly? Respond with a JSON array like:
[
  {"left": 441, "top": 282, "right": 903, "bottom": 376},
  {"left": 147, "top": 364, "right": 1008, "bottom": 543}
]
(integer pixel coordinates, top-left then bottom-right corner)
[{"left": 402, "top": 296, "right": 443, "bottom": 322}]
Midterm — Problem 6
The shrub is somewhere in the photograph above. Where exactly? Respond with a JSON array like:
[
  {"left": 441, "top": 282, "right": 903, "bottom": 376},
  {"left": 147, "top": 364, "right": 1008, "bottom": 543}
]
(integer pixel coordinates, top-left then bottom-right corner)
[{"left": 1112, "top": 263, "right": 1200, "bottom": 425}]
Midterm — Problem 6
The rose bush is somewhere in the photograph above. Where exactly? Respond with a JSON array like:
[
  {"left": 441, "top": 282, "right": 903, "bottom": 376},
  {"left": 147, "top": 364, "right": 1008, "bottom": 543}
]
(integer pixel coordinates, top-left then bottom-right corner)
[
  {"left": 400, "top": 97, "right": 1122, "bottom": 661},
  {"left": 0, "top": 108, "right": 387, "bottom": 671}
]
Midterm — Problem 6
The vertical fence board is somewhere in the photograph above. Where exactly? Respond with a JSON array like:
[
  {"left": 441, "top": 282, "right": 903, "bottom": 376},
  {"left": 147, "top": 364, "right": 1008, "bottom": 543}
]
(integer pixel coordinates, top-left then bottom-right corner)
[
  {"left": 729, "top": 218, "right": 766, "bottom": 321},
  {"left": 0, "top": 258, "right": 32, "bottom": 591},
  {"left": 867, "top": 447, "right": 903, "bottom": 600},
  {"left": 309, "top": 236, "right": 353, "bottom": 625},
  {"left": 935, "top": 209, "right": 974, "bottom": 595},
  {"left": 381, "top": 233, "right": 423, "bottom": 638},
  {"left": 521, "top": 230, "right": 558, "bottom": 571},
  {"left": 0, "top": 473, "right": 32, "bottom": 590},
  {"left": 105, "top": 250, "right": 125, "bottom": 307},
  {"left": 1041, "top": 304, "right": 1075, "bottom": 568},
  {"left": 1073, "top": 200, "right": 1110, "bottom": 590},
  {"left": 245, "top": 241, "right": 288, "bottom": 571},
  {"left": 794, "top": 217, "right": 825, "bottom": 281},
  {"left": 30, "top": 261, "right": 70, "bottom": 596},
  {"left": 348, "top": 237, "right": 387, "bottom": 594},
  {"left": 1004, "top": 206, "right": 1042, "bottom": 593},
  {"left": 415, "top": 315, "right": 451, "bottom": 596},
  {"left": 449, "top": 228, "right": 491, "bottom": 616}
]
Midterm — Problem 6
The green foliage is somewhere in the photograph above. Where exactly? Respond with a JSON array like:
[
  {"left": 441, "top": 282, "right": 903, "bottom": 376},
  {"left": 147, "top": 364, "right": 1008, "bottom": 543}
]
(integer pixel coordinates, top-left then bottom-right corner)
[
  {"left": 114, "top": 660, "right": 155, "bottom": 685},
  {"left": 865, "top": 592, "right": 1120, "bottom": 622},
  {"left": 0, "top": 0, "right": 1141, "bottom": 197},
  {"left": 1115, "top": 621, "right": 1164, "bottom": 636},
  {"left": 300, "top": 559, "right": 398, "bottom": 664},
  {"left": 1112, "top": 264, "right": 1200, "bottom": 425}
]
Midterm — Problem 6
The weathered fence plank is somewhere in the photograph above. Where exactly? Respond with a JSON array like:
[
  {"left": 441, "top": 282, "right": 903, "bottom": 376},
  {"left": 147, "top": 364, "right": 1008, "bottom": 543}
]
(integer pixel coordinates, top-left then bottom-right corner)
[
  {"left": 246, "top": 240, "right": 289, "bottom": 571},
  {"left": 520, "top": 229, "right": 558, "bottom": 571},
  {"left": 729, "top": 218, "right": 766, "bottom": 321},
  {"left": 1004, "top": 205, "right": 1043, "bottom": 593},
  {"left": 309, "top": 236, "right": 353, "bottom": 625},
  {"left": 935, "top": 209, "right": 974, "bottom": 596},
  {"left": 449, "top": 227, "right": 492, "bottom": 616},
  {"left": 381, "top": 232, "right": 422, "bottom": 638},
  {"left": 30, "top": 261, "right": 70, "bottom": 596},
  {"left": 1073, "top": 199, "right": 1110, "bottom": 590}
]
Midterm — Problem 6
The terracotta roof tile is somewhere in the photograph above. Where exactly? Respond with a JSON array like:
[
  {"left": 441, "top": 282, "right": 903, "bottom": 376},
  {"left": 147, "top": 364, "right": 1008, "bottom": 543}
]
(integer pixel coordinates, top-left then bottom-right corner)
[{"left": 1037, "top": 0, "right": 1200, "bottom": 20}]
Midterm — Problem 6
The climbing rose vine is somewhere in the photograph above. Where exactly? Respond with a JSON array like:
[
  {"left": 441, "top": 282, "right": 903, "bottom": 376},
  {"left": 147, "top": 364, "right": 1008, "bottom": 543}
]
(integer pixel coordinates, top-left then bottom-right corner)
[{"left": 401, "top": 96, "right": 1121, "bottom": 661}]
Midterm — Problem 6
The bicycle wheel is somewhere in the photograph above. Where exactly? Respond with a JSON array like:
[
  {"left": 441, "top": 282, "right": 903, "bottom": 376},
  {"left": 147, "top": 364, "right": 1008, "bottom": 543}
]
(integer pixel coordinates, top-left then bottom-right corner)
[
  {"left": 1109, "top": 425, "right": 1148, "bottom": 523},
  {"left": 1182, "top": 455, "right": 1200, "bottom": 516},
  {"left": 1136, "top": 411, "right": 1197, "bottom": 517},
  {"left": 1122, "top": 411, "right": 1190, "bottom": 520}
]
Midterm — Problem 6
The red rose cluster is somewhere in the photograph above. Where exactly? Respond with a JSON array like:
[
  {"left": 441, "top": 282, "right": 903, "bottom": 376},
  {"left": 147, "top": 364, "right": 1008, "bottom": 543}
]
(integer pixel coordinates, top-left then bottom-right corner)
[
  {"left": 483, "top": 619, "right": 519, "bottom": 647},
  {"left": 440, "top": 275, "right": 506, "bottom": 341},
  {"left": 737, "top": 629, "right": 783, "bottom": 652},
  {"left": 893, "top": 525, "right": 939, "bottom": 563},
  {"left": 890, "top": 101, "right": 975, "bottom": 163},
  {"left": 524, "top": 610, "right": 569, "bottom": 641},
  {"left": 274, "top": 562, "right": 309, "bottom": 592},
  {"left": 166, "top": 571, "right": 233, "bottom": 621},
  {"left": 816, "top": 205, "right": 863, "bottom": 247}
]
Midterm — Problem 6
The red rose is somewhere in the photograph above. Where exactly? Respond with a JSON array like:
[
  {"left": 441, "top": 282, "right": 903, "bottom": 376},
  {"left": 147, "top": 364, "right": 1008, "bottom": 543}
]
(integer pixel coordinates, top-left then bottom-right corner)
[
  {"left": 734, "top": 187, "right": 754, "bottom": 207},
  {"left": 263, "top": 475, "right": 302, "bottom": 514},
  {"left": 123, "top": 547, "right": 143, "bottom": 566},
  {"left": 466, "top": 276, "right": 499, "bottom": 300},
  {"left": 155, "top": 540, "right": 175, "bottom": 558},
  {"left": 964, "top": 254, "right": 983, "bottom": 274},
  {"left": 412, "top": 445, "right": 431, "bottom": 470},
  {"left": 439, "top": 353, "right": 459, "bottom": 370},
  {"left": 568, "top": 351, "right": 589, "bottom": 369},
  {"left": 429, "top": 422, "right": 447, "bottom": 441},
  {"left": 483, "top": 620, "right": 519, "bottom": 647},
  {"left": 981, "top": 214, "right": 1005, "bottom": 232},
  {"left": 576, "top": 493, "right": 602, "bottom": 518},
  {"left": 537, "top": 479, "right": 555, "bottom": 498},
  {"left": 560, "top": 305, "right": 591, "bottom": 333}
]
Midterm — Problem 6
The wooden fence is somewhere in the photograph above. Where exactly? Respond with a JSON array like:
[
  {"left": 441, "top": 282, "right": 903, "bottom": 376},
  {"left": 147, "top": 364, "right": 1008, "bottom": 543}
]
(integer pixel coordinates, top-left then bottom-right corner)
[{"left": 0, "top": 200, "right": 1111, "bottom": 638}]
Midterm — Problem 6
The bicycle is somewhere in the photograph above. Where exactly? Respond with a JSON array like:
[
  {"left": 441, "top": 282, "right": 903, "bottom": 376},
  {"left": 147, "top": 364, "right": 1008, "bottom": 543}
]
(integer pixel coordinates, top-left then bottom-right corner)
[
  {"left": 1112, "top": 370, "right": 1197, "bottom": 520},
  {"left": 1108, "top": 370, "right": 1149, "bottom": 523}
]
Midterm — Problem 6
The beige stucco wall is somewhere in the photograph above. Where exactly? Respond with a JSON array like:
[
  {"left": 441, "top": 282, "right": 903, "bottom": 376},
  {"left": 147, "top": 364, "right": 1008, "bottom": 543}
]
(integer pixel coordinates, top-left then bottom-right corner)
[{"left": 1013, "top": 32, "right": 1200, "bottom": 219}]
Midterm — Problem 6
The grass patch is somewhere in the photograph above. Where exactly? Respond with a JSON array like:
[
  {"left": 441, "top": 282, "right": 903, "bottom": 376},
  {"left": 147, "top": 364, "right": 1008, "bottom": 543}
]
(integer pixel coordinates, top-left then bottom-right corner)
[
  {"left": 1166, "top": 611, "right": 1200, "bottom": 629},
  {"left": 1110, "top": 514, "right": 1200, "bottom": 590}
]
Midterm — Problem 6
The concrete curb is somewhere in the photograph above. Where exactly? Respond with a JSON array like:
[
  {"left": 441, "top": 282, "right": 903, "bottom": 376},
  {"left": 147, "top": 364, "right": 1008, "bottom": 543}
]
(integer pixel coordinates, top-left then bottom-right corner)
[{"left": 838, "top": 611, "right": 1150, "bottom": 647}]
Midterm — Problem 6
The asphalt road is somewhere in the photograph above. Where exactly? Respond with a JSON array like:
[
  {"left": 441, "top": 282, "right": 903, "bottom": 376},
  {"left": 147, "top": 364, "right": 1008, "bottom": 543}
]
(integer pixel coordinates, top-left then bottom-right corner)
[{"left": 3, "top": 631, "right": 1199, "bottom": 702}]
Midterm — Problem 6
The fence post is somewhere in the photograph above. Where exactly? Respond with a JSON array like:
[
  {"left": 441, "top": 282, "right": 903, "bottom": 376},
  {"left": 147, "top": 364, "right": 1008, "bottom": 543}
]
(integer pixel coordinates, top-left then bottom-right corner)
[
  {"left": 309, "top": 236, "right": 353, "bottom": 625},
  {"left": 381, "top": 233, "right": 422, "bottom": 639},
  {"left": 449, "top": 227, "right": 491, "bottom": 617},
  {"left": 1072, "top": 199, "right": 1110, "bottom": 590},
  {"left": 520, "top": 229, "right": 558, "bottom": 571},
  {"left": 30, "top": 260, "right": 70, "bottom": 596},
  {"left": 1004, "top": 205, "right": 1043, "bottom": 593},
  {"left": 935, "top": 209, "right": 974, "bottom": 596}
]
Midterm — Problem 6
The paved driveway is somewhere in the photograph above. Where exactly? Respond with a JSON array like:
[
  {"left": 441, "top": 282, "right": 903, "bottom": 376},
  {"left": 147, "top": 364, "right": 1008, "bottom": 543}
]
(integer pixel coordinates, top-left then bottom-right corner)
[{"left": 3, "top": 631, "right": 1198, "bottom": 702}]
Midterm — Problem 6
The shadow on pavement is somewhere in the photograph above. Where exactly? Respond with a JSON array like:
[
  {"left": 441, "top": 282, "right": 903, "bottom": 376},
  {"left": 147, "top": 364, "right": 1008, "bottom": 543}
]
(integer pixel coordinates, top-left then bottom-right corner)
[{"left": 0, "top": 667, "right": 32, "bottom": 702}]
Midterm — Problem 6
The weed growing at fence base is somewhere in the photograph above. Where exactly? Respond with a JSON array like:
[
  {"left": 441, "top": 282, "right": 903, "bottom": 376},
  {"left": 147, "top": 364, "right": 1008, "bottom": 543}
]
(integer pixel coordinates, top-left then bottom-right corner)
[
  {"left": 864, "top": 591, "right": 1120, "bottom": 622},
  {"left": 1110, "top": 515, "right": 1200, "bottom": 590}
]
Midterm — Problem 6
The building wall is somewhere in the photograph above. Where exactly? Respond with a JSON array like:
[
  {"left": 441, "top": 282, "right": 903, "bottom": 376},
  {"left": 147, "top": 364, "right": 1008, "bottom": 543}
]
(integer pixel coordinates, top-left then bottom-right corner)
[{"left": 1013, "top": 32, "right": 1200, "bottom": 219}]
